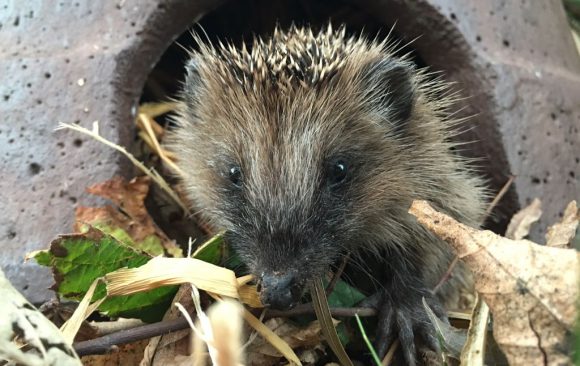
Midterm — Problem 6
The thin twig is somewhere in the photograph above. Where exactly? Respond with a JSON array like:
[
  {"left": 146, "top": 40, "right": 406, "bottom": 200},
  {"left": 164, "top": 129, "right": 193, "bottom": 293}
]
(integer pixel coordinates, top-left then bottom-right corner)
[
  {"left": 266, "top": 304, "right": 376, "bottom": 319},
  {"left": 73, "top": 305, "right": 377, "bottom": 357},
  {"left": 432, "top": 255, "right": 460, "bottom": 295},
  {"left": 74, "top": 302, "right": 466, "bottom": 357},
  {"left": 74, "top": 316, "right": 191, "bottom": 356},
  {"left": 55, "top": 122, "right": 188, "bottom": 213},
  {"left": 381, "top": 339, "right": 399, "bottom": 366},
  {"left": 326, "top": 252, "right": 351, "bottom": 296},
  {"left": 485, "top": 175, "right": 515, "bottom": 217}
]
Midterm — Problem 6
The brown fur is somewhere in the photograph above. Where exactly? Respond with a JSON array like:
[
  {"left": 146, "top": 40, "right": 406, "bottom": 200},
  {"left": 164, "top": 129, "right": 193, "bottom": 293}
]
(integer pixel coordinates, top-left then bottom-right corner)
[{"left": 167, "top": 24, "right": 487, "bottom": 308}]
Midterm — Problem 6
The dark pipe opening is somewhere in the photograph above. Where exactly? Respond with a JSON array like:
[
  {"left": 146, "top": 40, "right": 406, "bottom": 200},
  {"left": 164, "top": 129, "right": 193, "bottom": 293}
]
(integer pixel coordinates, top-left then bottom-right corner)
[{"left": 140, "top": 0, "right": 428, "bottom": 105}]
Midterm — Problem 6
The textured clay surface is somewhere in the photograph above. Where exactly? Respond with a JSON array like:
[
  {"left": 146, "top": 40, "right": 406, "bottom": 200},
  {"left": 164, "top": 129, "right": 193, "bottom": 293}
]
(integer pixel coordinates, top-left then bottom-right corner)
[
  {"left": 0, "top": 0, "right": 223, "bottom": 303},
  {"left": 0, "top": 0, "right": 578, "bottom": 304},
  {"left": 355, "top": 0, "right": 580, "bottom": 237}
]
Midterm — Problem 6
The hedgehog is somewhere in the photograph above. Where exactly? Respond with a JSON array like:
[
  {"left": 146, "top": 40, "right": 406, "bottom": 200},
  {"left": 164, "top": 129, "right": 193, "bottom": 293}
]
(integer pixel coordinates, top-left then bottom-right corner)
[{"left": 167, "top": 24, "right": 487, "bottom": 365}]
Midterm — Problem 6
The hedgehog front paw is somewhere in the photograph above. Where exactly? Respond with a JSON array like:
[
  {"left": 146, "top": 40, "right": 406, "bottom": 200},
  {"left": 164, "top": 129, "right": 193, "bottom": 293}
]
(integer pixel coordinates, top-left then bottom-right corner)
[{"left": 364, "top": 290, "right": 446, "bottom": 366}]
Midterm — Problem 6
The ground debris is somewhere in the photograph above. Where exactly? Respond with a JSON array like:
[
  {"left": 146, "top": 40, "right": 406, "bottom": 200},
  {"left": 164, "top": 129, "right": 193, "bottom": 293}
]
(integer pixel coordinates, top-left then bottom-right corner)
[{"left": 410, "top": 200, "right": 578, "bottom": 365}]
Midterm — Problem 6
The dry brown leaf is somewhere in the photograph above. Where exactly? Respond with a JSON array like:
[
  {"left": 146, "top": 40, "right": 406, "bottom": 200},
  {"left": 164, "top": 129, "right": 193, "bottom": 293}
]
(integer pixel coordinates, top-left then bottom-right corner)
[
  {"left": 505, "top": 198, "right": 542, "bottom": 240},
  {"left": 246, "top": 318, "right": 328, "bottom": 366},
  {"left": 75, "top": 176, "right": 182, "bottom": 257},
  {"left": 141, "top": 285, "right": 195, "bottom": 366},
  {"left": 81, "top": 340, "right": 149, "bottom": 366},
  {"left": 57, "top": 122, "right": 188, "bottom": 213},
  {"left": 459, "top": 294, "right": 489, "bottom": 366},
  {"left": 205, "top": 289, "right": 301, "bottom": 365},
  {"left": 105, "top": 255, "right": 301, "bottom": 364},
  {"left": 242, "top": 310, "right": 302, "bottom": 365},
  {"left": 409, "top": 200, "right": 578, "bottom": 365},
  {"left": 546, "top": 200, "right": 579, "bottom": 248},
  {"left": 239, "top": 284, "right": 263, "bottom": 308}
]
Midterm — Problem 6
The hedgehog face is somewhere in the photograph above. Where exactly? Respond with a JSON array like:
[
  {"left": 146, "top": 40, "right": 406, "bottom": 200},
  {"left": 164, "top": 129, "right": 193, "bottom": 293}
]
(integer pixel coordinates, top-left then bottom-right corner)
[{"left": 170, "top": 26, "right": 419, "bottom": 309}]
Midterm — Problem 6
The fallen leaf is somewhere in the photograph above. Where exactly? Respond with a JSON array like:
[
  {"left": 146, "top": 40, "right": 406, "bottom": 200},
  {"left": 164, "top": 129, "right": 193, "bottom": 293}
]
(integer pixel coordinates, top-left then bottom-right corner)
[
  {"left": 325, "top": 278, "right": 366, "bottom": 346},
  {"left": 422, "top": 297, "right": 466, "bottom": 360},
  {"left": 76, "top": 176, "right": 182, "bottom": 257},
  {"left": 459, "top": 294, "right": 489, "bottom": 366},
  {"left": 58, "top": 122, "right": 188, "bottom": 213},
  {"left": 505, "top": 198, "right": 542, "bottom": 240},
  {"left": 192, "top": 231, "right": 226, "bottom": 265},
  {"left": 141, "top": 285, "right": 194, "bottom": 366},
  {"left": 326, "top": 279, "right": 366, "bottom": 309},
  {"left": 242, "top": 310, "right": 302, "bottom": 365},
  {"left": 32, "top": 227, "right": 178, "bottom": 322},
  {"left": 409, "top": 200, "right": 578, "bottom": 365},
  {"left": 246, "top": 318, "right": 328, "bottom": 366},
  {"left": 0, "top": 268, "right": 81, "bottom": 366},
  {"left": 80, "top": 340, "right": 149, "bottom": 366},
  {"left": 546, "top": 200, "right": 579, "bottom": 248}
]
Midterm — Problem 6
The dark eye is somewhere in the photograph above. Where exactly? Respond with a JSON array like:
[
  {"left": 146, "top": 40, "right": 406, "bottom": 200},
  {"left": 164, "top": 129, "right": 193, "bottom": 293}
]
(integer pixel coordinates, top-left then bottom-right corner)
[
  {"left": 229, "top": 166, "right": 242, "bottom": 187},
  {"left": 327, "top": 159, "right": 348, "bottom": 187}
]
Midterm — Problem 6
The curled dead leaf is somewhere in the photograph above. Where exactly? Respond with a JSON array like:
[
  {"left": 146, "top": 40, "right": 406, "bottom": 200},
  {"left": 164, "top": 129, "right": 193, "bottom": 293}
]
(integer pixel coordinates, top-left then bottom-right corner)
[
  {"left": 246, "top": 318, "right": 329, "bottom": 366},
  {"left": 409, "top": 200, "right": 578, "bottom": 365},
  {"left": 459, "top": 294, "right": 489, "bottom": 366},
  {"left": 505, "top": 198, "right": 542, "bottom": 240},
  {"left": 76, "top": 176, "right": 182, "bottom": 257},
  {"left": 546, "top": 200, "right": 579, "bottom": 248}
]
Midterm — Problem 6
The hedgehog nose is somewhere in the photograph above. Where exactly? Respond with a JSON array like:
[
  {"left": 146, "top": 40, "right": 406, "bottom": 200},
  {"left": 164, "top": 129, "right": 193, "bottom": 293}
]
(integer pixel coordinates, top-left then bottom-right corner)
[{"left": 259, "top": 272, "right": 301, "bottom": 310}]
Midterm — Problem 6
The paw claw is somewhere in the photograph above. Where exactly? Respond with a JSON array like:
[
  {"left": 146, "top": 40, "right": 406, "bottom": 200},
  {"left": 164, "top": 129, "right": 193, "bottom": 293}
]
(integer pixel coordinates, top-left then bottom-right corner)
[
  {"left": 372, "top": 291, "right": 445, "bottom": 366},
  {"left": 396, "top": 313, "right": 417, "bottom": 366},
  {"left": 417, "top": 320, "right": 441, "bottom": 354},
  {"left": 375, "top": 306, "right": 395, "bottom": 356}
]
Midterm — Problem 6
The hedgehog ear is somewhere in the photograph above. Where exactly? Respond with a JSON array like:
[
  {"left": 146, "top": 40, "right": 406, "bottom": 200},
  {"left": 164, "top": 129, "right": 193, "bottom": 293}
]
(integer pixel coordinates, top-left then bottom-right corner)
[{"left": 369, "top": 59, "right": 416, "bottom": 132}]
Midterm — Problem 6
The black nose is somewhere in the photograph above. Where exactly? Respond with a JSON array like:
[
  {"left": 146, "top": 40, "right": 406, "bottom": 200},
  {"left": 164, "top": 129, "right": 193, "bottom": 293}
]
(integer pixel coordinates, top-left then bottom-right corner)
[{"left": 260, "top": 272, "right": 301, "bottom": 310}]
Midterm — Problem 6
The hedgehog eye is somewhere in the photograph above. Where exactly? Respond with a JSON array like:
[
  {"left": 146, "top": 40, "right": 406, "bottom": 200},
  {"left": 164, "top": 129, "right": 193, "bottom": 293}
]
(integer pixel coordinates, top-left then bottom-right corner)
[
  {"left": 228, "top": 166, "right": 243, "bottom": 187},
  {"left": 327, "top": 160, "right": 348, "bottom": 187}
]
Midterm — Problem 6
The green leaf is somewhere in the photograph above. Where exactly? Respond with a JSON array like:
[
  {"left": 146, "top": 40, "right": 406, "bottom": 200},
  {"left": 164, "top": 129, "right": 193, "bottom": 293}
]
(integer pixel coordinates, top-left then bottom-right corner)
[
  {"left": 192, "top": 232, "right": 224, "bottom": 264},
  {"left": 327, "top": 280, "right": 366, "bottom": 308},
  {"left": 78, "top": 222, "right": 166, "bottom": 257},
  {"left": 33, "top": 250, "right": 52, "bottom": 266},
  {"left": 326, "top": 279, "right": 367, "bottom": 346},
  {"left": 33, "top": 227, "right": 177, "bottom": 322}
]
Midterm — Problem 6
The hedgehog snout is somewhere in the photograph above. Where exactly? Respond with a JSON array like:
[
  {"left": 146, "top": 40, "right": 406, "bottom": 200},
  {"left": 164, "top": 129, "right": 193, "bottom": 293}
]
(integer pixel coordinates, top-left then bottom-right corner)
[{"left": 259, "top": 271, "right": 304, "bottom": 310}]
